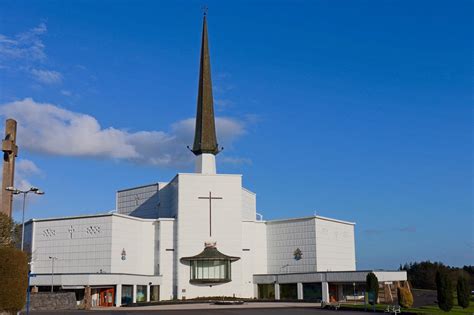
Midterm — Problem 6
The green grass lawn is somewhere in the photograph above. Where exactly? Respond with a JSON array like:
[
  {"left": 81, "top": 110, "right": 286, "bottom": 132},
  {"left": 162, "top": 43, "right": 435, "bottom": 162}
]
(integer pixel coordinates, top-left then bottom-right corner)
[
  {"left": 408, "top": 300, "right": 474, "bottom": 315},
  {"left": 340, "top": 296, "right": 474, "bottom": 314}
]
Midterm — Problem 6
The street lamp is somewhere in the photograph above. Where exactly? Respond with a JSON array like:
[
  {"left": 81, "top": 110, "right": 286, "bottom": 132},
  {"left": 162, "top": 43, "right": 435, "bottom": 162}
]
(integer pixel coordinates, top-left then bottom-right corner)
[
  {"left": 280, "top": 264, "right": 290, "bottom": 274},
  {"left": 353, "top": 282, "right": 356, "bottom": 305},
  {"left": 6, "top": 186, "right": 45, "bottom": 251},
  {"left": 48, "top": 256, "right": 58, "bottom": 293}
]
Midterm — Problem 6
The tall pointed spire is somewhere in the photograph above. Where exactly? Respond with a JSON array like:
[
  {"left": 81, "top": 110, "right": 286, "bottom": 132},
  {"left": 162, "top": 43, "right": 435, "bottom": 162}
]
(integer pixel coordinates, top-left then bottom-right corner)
[{"left": 191, "top": 14, "right": 219, "bottom": 156}]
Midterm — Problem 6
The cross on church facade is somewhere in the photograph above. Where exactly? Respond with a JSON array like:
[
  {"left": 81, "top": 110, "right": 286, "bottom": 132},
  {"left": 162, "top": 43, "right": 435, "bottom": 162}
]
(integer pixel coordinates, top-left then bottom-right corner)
[
  {"left": 68, "top": 225, "right": 75, "bottom": 239},
  {"left": 198, "top": 191, "right": 223, "bottom": 237}
]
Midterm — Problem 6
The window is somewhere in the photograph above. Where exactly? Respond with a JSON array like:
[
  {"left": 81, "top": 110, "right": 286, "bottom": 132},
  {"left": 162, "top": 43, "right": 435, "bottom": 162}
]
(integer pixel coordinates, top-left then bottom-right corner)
[
  {"left": 190, "top": 259, "right": 231, "bottom": 283},
  {"left": 136, "top": 285, "right": 147, "bottom": 302},
  {"left": 280, "top": 283, "right": 298, "bottom": 300},
  {"left": 258, "top": 284, "right": 275, "bottom": 299},
  {"left": 150, "top": 285, "right": 160, "bottom": 301},
  {"left": 121, "top": 285, "right": 133, "bottom": 305}
]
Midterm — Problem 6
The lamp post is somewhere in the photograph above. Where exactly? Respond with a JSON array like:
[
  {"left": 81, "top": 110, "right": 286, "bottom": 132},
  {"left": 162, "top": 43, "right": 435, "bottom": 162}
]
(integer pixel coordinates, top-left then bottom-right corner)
[
  {"left": 280, "top": 264, "right": 290, "bottom": 274},
  {"left": 353, "top": 282, "right": 356, "bottom": 305},
  {"left": 5, "top": 186, "right": 44, "bottom": 251},
  {"left": 49, "top": 256, "right": 58, "bottom": 292},
  {"left": 26, "top": 261, "right": 35, "bottom": 315}
]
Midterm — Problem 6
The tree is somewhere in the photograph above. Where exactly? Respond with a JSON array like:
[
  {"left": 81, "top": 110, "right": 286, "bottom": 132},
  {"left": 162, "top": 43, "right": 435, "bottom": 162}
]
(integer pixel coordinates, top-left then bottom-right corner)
[
  {"left": 0, "top": 213, "right": 14, "bottom": 247},
  {"left": 0, "top": 213, "right": 29, "bottom": 313},
  {"left": 397, "top": 286, "right": 413, "bottom": 308},
  {"left": 0, "top": 213, "right": 22, "bottom": 249},
  {"left": 436, "top": 270, "right": 453, "bottom": 312},
  {"left": 366, "top": 272, "right": 379, "bottom": 305},
  {"left": 456, "top": 275, "right": 470, "bottom": 309}
]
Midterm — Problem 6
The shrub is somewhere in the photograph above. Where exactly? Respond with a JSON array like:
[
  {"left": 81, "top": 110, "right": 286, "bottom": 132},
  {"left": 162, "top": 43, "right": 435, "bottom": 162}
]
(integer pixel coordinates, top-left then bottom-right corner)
[
  {"left": 397, "top": 286, "right": 413, "bottom": 308},
  {"left": 456, "top": 275, "right": 470, "bottom": 309},
  {"left": 0, "top": 247, "right": 28, "bottom": 313},
  {"left": 366, "top": 272, "right": 379, "bottom": 305},
  {"left": 436, "top": 270, "right": 453, "bottom": 312}
]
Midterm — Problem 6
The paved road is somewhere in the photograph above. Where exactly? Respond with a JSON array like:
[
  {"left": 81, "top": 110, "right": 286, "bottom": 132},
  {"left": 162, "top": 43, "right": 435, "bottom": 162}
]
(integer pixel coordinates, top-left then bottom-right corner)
[{"left": 30, "top": 308, "right": 362, "bottom": 315}]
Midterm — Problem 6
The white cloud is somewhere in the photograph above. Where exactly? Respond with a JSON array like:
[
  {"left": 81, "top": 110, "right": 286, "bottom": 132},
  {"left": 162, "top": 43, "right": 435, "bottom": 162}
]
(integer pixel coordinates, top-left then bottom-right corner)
[
  {"left": 0, "top": 22, "right": 47, "bottom": 62},
  {"left": 60, "top": 90, "right": 72, "bottom": 96},
  {"left": 0, "top": 98, "right": 246, "bottom": 168},
  {"left": 15, "top": 159, "right": 42, "bottom": 191},
  {"left": 30, "top": 69, "right": 62, "bottom": 84},
  {"left": 214, "top": 98, "right": 234, "bottom": 110},
  {"left": 0, "top": 23, "right": 63, "bottom": 86},
  {"left": 220, "top": 156, "right": 252, "bottom": 165},
  {"left": 0, "top": 158, "right": 43, "bottom": 199}
]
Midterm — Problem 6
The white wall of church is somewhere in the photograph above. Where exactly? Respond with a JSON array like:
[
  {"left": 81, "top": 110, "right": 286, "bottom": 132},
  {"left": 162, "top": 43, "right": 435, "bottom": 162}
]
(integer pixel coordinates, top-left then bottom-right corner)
[
  {"left": 110, "top": 215, "right": 156, "bottom": 275},
  {"left": 315, "top": 217, "right": 356, "bottom": 271},
  {"left": 241, "top": 188, "right": 256, "bottom": 221},
  {"left": 266, "top": 218, "right": 317, "bottom": 274},
  {"left": 175, "top": 173, "right": 244, "bottom": 299},
  {"left": 241, "top": 221, "right": 267, "bottom": 297},
  {"left": 30, "top": 215, "right": 113, "bottom": 274},
  {"left": 157, "top": 219, "right": 176, "bottom": 300},
  {"left": 158, "top": 178, "right": 179, "bottom": 218}
]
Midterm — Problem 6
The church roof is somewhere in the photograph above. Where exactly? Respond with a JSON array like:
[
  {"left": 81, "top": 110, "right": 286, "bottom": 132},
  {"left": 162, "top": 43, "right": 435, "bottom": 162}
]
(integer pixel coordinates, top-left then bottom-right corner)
[
  {"left": 191, "top": 14, "right": 220, "bottom": 156},
  {"left": 180, "top": 244, "right": 240, "bottom": 262}
]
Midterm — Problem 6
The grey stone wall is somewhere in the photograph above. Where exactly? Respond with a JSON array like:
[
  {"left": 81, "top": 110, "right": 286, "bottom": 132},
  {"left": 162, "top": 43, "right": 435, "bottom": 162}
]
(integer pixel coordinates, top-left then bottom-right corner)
[{"left": 29, "top": 292, "right": 77, "bottom": 311}]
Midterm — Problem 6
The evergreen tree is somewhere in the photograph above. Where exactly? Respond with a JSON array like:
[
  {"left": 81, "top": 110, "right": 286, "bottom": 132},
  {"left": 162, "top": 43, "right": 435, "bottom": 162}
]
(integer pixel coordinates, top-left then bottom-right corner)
[
  {"left": 366, "top": 272, "right": 379, "bottom": 305},
  {"left": 456, "top": 275, "right": 470, "bottom": 309},
  {"left": 436, "top": 270, "right": 453, "bottom": 312}
]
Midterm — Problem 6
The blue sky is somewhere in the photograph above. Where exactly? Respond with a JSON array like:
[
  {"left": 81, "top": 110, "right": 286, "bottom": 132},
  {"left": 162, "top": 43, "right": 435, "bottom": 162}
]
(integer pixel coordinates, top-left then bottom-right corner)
[{"left": 0, "top": 0, "right": 472, "bottom": 269}]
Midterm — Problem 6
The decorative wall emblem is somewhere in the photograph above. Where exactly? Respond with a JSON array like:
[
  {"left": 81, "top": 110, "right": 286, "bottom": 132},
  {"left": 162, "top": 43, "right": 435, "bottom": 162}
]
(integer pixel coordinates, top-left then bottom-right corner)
[
  {"left": 121, "top": 248, "right": 127, "bottom": 261},
  {"left": 86, "top": 225, "right": 101, "bottom": 235},
  {"left": 68, "top": 226, "right": 75, "bottom": 239},
  {"left": 42, "top": 228, "right": 56, "bottom": 238},
  {"left": 293, "top": 248, "right": 303, "bottom": 261}
]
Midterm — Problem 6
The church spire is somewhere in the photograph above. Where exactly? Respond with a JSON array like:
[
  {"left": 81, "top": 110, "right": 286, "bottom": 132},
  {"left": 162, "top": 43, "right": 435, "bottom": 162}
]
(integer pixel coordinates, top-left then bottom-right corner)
[{"left": 191, "top": 13, "right": 220, "bottom": 156}]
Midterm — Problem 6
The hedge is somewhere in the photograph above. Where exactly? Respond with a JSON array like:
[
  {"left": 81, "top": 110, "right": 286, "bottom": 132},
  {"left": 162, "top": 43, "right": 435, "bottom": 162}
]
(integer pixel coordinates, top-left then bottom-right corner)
[{"left": 0, "top": 247, "right": 28, "bottom": 313}]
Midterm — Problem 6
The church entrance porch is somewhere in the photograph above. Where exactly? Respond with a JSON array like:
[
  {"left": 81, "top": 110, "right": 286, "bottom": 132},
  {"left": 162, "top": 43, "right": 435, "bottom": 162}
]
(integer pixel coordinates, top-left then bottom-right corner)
[{"left": 253, "top": 270, "right": 408, "bottom": 303}]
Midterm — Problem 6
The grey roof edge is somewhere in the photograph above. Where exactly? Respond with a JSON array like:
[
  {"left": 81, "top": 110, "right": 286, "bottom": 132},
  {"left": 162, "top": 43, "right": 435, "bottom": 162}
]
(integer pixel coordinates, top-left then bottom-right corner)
[
  {"left": 265, "top": 215, "right": 355, "bottom": 226},
  {"left": 117, "top": 182, "right": 160, "bottom": 193},
  {"left": 253, "top": 270, "right": 406, "bottom": 276},
  {"left": 25, "top": 213, "right": 175, "bottom": 225}
]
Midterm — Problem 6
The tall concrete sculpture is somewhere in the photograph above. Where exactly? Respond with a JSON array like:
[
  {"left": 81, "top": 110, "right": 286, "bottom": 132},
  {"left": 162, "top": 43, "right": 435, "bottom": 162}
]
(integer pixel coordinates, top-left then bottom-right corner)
[{"left": 1, "top": 119, "right": 18, "bottom": 217}]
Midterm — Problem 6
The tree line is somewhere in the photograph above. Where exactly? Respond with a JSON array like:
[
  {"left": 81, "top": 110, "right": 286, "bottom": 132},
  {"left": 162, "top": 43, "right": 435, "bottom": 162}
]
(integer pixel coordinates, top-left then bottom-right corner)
[{"left": 400, "top": 261, "right": 474, "bottom": 291}]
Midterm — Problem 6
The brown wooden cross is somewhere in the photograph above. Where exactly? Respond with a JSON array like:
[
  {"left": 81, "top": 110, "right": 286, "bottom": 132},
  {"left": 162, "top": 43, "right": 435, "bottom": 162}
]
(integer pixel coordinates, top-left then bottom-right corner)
[{"left": 198, "top": 191, "right": 223, "bottom": 237}]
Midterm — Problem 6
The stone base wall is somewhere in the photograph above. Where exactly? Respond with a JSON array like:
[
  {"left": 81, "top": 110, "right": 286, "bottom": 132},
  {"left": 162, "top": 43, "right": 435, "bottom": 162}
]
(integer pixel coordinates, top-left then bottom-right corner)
[{"left": 29, "top": 292, "right": 77, "bottom": 311}]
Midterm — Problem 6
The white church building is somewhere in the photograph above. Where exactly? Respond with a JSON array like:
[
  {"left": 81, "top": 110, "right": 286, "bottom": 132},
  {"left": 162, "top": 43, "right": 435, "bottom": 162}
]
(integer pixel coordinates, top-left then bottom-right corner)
[{"left": 24, "top": 15, "right": 407, "bottom": 307}]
